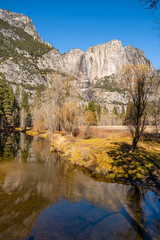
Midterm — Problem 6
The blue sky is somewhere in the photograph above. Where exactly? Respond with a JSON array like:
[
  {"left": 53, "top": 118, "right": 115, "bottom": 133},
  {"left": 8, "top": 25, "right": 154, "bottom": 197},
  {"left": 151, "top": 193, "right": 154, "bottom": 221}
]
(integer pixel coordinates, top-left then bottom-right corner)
[{"left": 1, "top": 0, "right": 160, "bottom": 68}]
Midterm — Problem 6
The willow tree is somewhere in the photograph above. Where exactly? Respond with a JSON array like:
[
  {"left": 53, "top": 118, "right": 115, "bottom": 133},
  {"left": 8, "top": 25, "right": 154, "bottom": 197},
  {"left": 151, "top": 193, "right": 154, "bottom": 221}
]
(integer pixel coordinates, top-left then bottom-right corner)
[{"left": 121, "top": 64, "right": 157, "bottom": 152}]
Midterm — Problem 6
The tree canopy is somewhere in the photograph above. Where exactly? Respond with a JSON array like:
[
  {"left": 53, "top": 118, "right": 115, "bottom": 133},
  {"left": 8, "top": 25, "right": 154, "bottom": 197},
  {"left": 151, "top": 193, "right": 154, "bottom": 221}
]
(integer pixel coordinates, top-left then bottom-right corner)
[
  {"left": 121, "top": 64, "right": 157, "bottom": 151},
  {"left": 0, "top": 73, "right": 19, "bottom": 129}
]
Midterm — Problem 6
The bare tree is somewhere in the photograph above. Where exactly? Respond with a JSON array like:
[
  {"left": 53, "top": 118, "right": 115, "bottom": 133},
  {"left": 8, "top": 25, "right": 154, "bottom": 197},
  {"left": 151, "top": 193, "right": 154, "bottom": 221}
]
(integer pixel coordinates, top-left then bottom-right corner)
[
  {"left": 32, "top": 72, "right": 79, "bottom": 134},
  {"left": 121, "top": 64, "right": 157, "bottom": 152},
  {"left": 140, "top": 0, "right": 160, "bottom": 9},
  {"left": 60, "top": 102, "right": 79, "bottom": 133},
  {"left": 151, "top": 98, "right": 160, "bottom": 135},
  {"left": 140, "top": 0, "right": 160, "bottom": 38}
]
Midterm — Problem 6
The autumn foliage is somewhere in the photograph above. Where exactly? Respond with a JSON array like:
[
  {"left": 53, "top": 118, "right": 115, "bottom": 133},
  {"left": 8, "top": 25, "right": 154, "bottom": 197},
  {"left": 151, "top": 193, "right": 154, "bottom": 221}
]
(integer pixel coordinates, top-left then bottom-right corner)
[
  {"left": 60, "top": 102, "right": 79, "bottom": 133},
  {"left": 33, "top": 117, "right": 45, "bottom": 133}
]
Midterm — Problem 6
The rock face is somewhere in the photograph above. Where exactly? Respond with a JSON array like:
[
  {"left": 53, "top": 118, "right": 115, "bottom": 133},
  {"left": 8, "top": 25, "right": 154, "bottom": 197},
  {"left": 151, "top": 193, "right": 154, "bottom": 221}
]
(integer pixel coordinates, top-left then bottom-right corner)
[
  {"left": 37, "top": 48, "right": 84, "bottom": 79},
  {"left": 82, "top": 41, "right": 129, "bottom": 80},
  {"left": 38, "top": 40, "right": 154, "bottom": 82},
  {"left": 37, "top": 39, "right": 154, "bottom": 112},
  {"left": 0, "top": 8, "right": 50, "bottom": 46},
  {"left": 0, "top": 8, "right": 155, "bottom": 110},
  {"left": 0, "top": 60, "right": 45, "bottom": 94},
  {"left": 0, "top": 9, "right": 53, "bottom": 98}
]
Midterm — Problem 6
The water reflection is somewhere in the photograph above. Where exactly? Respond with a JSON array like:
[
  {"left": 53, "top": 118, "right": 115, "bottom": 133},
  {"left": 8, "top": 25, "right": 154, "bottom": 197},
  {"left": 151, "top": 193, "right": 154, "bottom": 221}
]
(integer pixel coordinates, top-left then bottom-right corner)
[
  {"left": 0, "top": 133, "right": 159, "bottom": 240},
  {"left": 0, "top": 132, "right": 20, "bottom": 160}
]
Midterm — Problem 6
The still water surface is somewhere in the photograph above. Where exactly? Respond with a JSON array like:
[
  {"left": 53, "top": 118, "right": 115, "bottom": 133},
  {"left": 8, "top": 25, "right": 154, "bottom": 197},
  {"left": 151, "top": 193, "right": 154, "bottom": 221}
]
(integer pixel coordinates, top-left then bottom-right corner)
[{"left": 0, "top": 132, "right": 160, "bottom": 240}]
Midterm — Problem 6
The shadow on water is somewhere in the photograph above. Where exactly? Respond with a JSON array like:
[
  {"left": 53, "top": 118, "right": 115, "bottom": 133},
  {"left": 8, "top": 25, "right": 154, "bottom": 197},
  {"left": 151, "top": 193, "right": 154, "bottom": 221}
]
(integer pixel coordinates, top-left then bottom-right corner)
[{"left": 0, "top": 133, "right": 159, "bottom": 240}]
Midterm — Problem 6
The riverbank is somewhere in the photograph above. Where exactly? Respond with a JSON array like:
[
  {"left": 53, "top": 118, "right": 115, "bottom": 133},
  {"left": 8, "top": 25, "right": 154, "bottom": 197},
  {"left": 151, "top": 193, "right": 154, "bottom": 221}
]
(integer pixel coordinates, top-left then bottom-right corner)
[
  {"left": 26, "top": 128, "right": 160, "bottom": 190},
  {"left": 50, "top": 132, "right": 160, "bottom": 189},
  {"left": 0, "top": 132, "right": 160, "bottom": 239}
]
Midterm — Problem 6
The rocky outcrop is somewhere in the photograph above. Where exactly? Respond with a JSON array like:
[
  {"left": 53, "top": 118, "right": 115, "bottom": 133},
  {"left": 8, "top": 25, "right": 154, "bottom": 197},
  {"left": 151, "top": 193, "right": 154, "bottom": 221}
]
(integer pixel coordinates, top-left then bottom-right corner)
[
  {"left": 82, "top": 40, "right": 128, "bottom": 81},
  {"left": 0, "top": 8, "right": 156, "bottom": 110},
  {"left": 37, "top": 39, "right": 154, "bottom": 110},
  {"left": 124, "top": 45, "right": 154, "bottom": 70},
  {"left": 38, "top": 40, "right": 154, "bottom": 82},
  {"left": 37, "top": 48, "right": 84, "bottom": 79},
  {"left": 0, "top": 9, "right": 52, "bottom": 99},
  {"left": 0, "top": 8, "right": 50, "bottom": 46},
  {"left": 0, "top": 59, "right": 45, "bottom": 94}
]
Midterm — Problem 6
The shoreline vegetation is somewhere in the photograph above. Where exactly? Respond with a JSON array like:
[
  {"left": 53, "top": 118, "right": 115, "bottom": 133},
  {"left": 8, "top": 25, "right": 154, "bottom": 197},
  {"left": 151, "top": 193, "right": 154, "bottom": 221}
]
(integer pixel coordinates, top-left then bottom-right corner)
[{"left": 25, "top": 126, "right": 160, "bottom": 192}]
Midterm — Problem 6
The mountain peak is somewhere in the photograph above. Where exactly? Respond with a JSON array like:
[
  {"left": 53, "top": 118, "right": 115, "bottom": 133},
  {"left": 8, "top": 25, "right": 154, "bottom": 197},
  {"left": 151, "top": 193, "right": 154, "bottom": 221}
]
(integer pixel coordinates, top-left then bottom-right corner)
[{"left": 0, "top": 8, "right": 50, "bottom": 46}]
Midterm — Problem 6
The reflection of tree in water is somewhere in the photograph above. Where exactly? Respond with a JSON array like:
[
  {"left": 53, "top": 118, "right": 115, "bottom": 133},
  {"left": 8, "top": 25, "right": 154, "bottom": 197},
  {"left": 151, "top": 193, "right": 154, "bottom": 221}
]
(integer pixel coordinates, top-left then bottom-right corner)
[
  {"left": 32, "top": 138, "right": 50, "bottom": 163},
  {"left": 0, "top": 132, "right": 33, "bottom": 162},
  {"left": 19, "top": 133, "right": 33, "bottom": 162},
  {"left": 0, "top": 132, "right": 20, "bottom": 160},
  {"left": 0, "top": 136, "right": 159, "bottom": 240},
  {"left": 32, "top": 138, "right": 62, "bottom": 164},
  {"left": 124, "top": 186, "right": 151, "bottom": 240},
  {"left": 0, "top": 181, "right": 50, "bottom": 240}
]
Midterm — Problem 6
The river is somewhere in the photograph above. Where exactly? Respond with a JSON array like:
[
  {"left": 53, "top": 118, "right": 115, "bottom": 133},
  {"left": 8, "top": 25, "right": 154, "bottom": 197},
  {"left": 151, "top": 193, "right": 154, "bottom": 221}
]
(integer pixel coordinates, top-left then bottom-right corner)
[{"left": 0, "top": 132, "right": 159, "bottom": 240}]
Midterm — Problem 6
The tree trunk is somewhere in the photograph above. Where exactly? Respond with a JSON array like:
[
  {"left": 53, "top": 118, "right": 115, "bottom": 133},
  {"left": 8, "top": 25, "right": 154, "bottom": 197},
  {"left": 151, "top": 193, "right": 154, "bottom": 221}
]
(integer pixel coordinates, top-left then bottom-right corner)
[
  {"left": 130, "top": 116, "right": 141, "bottom": 152},
  {"left": 155, "top": 115, "right": 158, "bottom": 137},
  {"left": 130, "top": 136, "right": 140, "bottom": 152},
  {"left": 20, "top": 109, "right": 26, "bottom": 130},
  {"left": 84, "top": 126, "right": 90, "bottom": 139}
]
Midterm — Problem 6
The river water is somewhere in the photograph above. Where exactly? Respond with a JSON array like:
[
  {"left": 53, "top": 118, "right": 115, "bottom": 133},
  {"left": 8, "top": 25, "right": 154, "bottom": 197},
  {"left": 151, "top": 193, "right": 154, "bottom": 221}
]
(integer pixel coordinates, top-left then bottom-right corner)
[{"left": 0, "top": 132, "right": 160, "bottom": 240}]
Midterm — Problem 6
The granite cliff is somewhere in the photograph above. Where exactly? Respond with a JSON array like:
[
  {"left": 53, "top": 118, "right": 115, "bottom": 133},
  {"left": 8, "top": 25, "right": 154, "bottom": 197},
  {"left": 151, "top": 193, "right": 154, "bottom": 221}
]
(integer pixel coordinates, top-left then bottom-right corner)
[
  {"left": 0, "top": 9, "right": 155, "bottom": 111},
  {"left": 0, "top": 8, "right": 50, "bottom": 46},
  {"left": 38, "top": 40, "right": 153, "bottom": 82}
]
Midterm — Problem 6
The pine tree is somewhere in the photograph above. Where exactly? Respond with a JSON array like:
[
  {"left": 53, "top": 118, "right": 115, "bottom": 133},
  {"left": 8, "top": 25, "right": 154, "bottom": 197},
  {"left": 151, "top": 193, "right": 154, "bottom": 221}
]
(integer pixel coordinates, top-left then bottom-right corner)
[
  {"left": 20, "top": 90, "right": 30, "bottom": 129},
  {"left": 0, "top": 75, "right": 5, "bottom": 127},
  {"left": 87, "top": 100, "right": 97, "bottom": 125},
  {"left": 112, "top": 106, "right": 118, "bottom": 115},
  {"left": 13, "top": 87, "right": 20, "bottom": 127},
  {"left": 121, "top": 105, "right": 125, "bottom": 115},
  {"left": 15, "top": 84, "right": 20, "bottom": 103},
  {"left": 0, "top": 73, "right": 19, "bottom": 128},
  {"left": 21, "top": 90, "right": 29, "bottom": 112},
  {"left": 3, "top": 85, "right": 14, "bottom": 125},
  {"left": 88, "top": 100, "right": 96, "bottom": 113},
  {"left": 96, "top": 104, "right": 102, "bottom": 121}
]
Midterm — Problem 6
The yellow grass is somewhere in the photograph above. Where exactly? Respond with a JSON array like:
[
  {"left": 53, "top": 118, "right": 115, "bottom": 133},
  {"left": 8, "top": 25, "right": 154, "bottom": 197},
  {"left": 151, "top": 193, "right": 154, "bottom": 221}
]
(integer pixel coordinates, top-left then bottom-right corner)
[
  {"left": 26, "top": 129, "right": 49, "bottom": 139},
  {"left": 50, "top": 133, "right": 160, "bottom": 182}
]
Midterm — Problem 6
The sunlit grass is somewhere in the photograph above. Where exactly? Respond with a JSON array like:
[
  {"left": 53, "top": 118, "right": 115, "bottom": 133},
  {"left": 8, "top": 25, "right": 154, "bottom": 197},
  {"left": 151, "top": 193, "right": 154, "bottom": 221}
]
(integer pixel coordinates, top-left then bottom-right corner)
[{"left": 50, "top": 134, "right": 160, "bottom": 183}]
